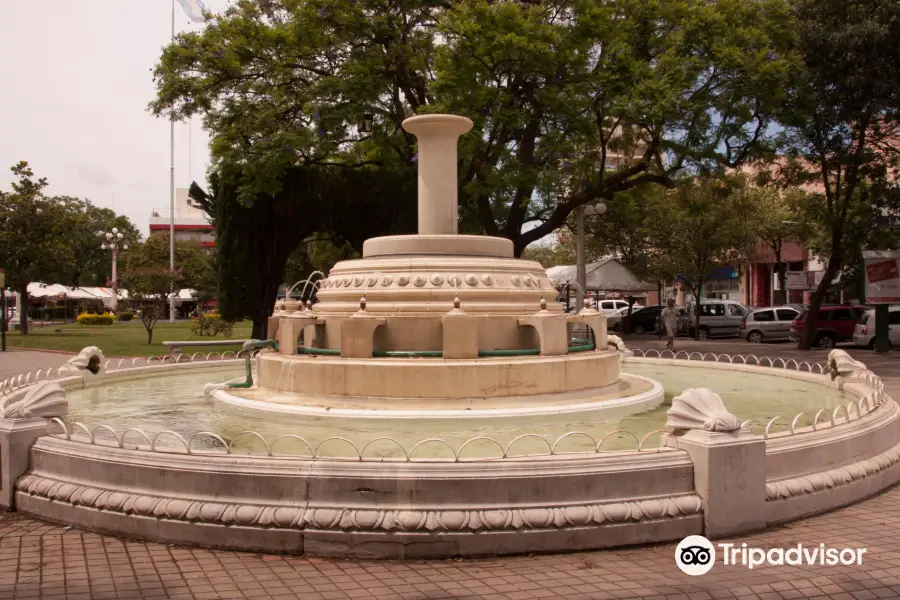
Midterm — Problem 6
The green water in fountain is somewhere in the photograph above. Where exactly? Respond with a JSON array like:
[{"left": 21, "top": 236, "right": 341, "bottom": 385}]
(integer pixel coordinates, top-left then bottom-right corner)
[{"left": 62, "top": 362, "right": 849, "bottom": 457}]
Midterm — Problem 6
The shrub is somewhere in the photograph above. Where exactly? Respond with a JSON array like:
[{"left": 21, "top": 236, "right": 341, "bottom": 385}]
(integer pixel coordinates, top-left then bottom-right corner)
[
  {"left": 191, "top": 312, "right": 234, "bottom": 337},
  {"left": 76, "top": 312, "right": 115, "bottom": 325},
  {"left": 117, "top": 311, "right": 135, "bottom": 322}
]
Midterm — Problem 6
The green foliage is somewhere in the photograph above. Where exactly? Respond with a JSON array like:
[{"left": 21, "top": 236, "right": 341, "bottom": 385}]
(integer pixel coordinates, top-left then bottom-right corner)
[
  {"left": 152, "top": 0, "right": 796, "bottom": 254},
  {"left": 117, "top": 311, "right": 135, "bottom": 322},
  {"left": 521, "top": 236, "right": 576, "bottom": 269},
  {"left": 191, "top": 166, "right": 415, "bottom": 337},
  {"left": 120, "top": 238, "right": 203, "bottom": 344},
  {"left": 581, "top": 184, "right": 671, "bottom": 282},
  {"left": 284, "top": 236, "right": 359, "bottom": 297},
  {"left": 190, "top": 312, "right": 234, "bottom": 337},
  {"left": 0, "top": 162, "right": 139, "bottom": 334},
  {"left": 775, "top": 0, "right": 900, "bottom": 347},
  {"left": 653, "top": 176, "right": 758, "bottom": 335},
  {"left": 76, "top": 312, "right": 115, "bottom": 326}
]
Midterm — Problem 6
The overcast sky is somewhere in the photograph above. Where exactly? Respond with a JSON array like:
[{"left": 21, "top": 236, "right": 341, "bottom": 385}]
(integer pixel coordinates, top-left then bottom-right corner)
[{"left": 0, "top": 1, "right": 232, "bottom": 236}]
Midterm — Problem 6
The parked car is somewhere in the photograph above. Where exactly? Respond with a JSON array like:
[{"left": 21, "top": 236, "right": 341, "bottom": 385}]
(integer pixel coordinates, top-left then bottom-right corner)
[
  {"left": 623, "top": 305, "right": 664, "bottom": 334},
  {"left": 853, "top": 306, "right": 900, "bottom": 349},
  {"left": 740, "top": 306, "right": 801, "bottom": 343},
  {"left": 790, "top": 305, "right": 868, "bottom": 348},
  {"left": 596, "top": 299, "right": 644, "bottom": 315},
  {"left": 607, "top": 305, "right": 643, "bottom": 331},
  {"left": 683, "top": 300, "right": 749, "bottom": 339}
]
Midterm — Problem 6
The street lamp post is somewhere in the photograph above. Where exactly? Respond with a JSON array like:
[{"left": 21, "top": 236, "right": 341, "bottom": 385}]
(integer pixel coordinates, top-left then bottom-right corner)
[
  {"left": 101, "top": 228, "right": 128, "bottom": 313},
  {"left": 575, "top": 202, "right": 608, "bottom": 311}
]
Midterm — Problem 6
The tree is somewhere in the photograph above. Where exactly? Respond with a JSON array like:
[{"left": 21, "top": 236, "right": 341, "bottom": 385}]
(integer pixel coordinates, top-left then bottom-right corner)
[
  {"left": 581, "top": 184, "right": 671, "bottom": 284},
  {"left": 0, "top": 162, "right": 78, "bottom": 334},
  {"left": 64, "top": 202, "right": 141, "bottom": 288},
  {"left": 655, "top": 176, "right": 758, "bottom": 338},
  {"left": 189, "top": 166, "right": 416, "bottom": 339},
  {"left": 121, "top": 265, "right": 183, "bottom": 344},
  {"left": 151, "top": 0, "right": 798, "bottom": 256},
  {"left": 120, "top": 235, "right": 215, "bottom": 343},
  {"left": 778, "top": 0, "right": 900, "bottom": 349},
  {"left": 746, "top": 182, "right": 809, "bottom": 305},
  {"left": 521, "top": 234, "right": 576, "bottom": 268}
]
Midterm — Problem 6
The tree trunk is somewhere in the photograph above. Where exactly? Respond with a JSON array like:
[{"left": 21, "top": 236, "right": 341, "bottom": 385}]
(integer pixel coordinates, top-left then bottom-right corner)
[
  {"left": 252, "top": 318, "right": 266, "bottom": 340},
  {"left": 798, "top": 254, "right": 842, "bottom": 350},
  {"left": 147, "top": 327, "right": 153, "bottom": 344},
  {"left": 693, "top": 282, "right": 703, "bottom": 340},
  {"left": 18, "top": 283, "right": 29, "bottom": 335}
]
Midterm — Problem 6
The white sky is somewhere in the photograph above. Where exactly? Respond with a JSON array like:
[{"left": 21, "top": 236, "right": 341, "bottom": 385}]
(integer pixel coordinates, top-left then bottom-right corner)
[
  {"left": 0, "top": 1, "right": 557, "bottom": 245},
  {"left": 0, "top": 1, "right": 231, "bottom": 236}
]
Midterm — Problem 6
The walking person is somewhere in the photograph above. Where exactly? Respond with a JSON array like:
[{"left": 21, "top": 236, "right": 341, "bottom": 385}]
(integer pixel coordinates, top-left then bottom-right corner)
[{"left": 660, "top": 298, "right": 678, "bottom": 352}]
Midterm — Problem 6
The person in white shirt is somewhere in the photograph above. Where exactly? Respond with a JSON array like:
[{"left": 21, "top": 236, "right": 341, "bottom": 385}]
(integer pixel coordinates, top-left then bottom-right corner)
[{"left": 660, "top": 298, "right": 678, "bottom": 351}]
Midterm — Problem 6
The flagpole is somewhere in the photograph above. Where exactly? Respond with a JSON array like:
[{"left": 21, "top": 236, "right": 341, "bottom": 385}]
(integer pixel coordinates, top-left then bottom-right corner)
[{"left": 169, "top": 0, "right": 177, "bottom": 322}]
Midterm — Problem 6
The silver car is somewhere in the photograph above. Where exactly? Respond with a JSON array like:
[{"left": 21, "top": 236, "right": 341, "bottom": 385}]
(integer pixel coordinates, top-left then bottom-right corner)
[{"left": 740, "top": 306, "right": 800, "bottom": 343}]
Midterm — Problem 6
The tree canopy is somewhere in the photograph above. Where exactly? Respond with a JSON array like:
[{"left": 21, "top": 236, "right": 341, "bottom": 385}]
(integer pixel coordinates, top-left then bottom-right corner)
[
  {"left": 190, "top": 165, "right": 416, "bottom": 338},
  {"left": 776, "top": 0, "right": 900, "bottom": 348},
  {"left": 152, "top": 0, "right": 797, "bottom": 256},
  {"left": 0, "top": 162, "right": 140, "bottom": 334},
  {"left": 120, "top": 234, "right": 215, "bottom": 344}
]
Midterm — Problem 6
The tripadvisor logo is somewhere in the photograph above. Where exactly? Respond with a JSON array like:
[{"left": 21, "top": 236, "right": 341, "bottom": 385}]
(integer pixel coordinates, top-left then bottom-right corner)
[{"left": 675, "top": 536, "right": 867, "bottom": 575}]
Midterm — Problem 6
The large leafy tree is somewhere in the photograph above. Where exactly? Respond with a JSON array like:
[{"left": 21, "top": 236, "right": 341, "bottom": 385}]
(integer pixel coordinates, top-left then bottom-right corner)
[
  {"left": 62, "top": 199, "right": 141, "bottom": 288},
  {"left": 190, "top": 166, "right": 416, "bottom": 338},
  {"left": 778, "top": 0, "right": 900, "bottom": 349},
  {"left": 151, "top": 0, "right": 796, "bottom": 256},
  {"left": 0, "top": 163, "right": 82, "bottom": 334},
  {"left": 654, "top": 175, "right": 758, "bottom": 338}
]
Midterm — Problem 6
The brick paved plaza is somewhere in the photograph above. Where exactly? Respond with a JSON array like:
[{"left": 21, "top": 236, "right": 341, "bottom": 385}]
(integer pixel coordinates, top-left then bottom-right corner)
[{"left": 1, "top": 341, "right": 900, "bottom": 599}]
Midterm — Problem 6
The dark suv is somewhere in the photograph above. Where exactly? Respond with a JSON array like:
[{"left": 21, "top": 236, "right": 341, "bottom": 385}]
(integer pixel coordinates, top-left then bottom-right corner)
[{"left": 790, "top": 305, "right": 868, "bottom": 348}]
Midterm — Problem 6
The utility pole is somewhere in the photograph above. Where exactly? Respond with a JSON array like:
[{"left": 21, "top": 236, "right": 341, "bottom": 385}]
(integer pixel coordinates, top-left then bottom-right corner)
[
  {"left": 169, "top": 0, "right": 177, "bottom": 322},
  {"left": 1, "top": 269, "right": 6, "bottom": 352}
]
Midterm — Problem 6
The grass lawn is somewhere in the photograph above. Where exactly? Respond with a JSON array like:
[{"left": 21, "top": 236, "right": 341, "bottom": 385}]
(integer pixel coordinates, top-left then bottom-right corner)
[{"left": 6, "top": 320, "right": 254, "bottom": 357}]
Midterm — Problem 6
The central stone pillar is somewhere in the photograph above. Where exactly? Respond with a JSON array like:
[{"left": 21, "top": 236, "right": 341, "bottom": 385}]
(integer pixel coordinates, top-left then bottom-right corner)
[{"left": 401, "top": 114, "right": 473, "bottom": 235}]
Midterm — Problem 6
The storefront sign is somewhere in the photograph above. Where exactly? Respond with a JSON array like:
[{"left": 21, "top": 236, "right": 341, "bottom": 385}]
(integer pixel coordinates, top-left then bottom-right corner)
[
  {"left": 863, "top": 250, "right": 900, "bottom": 303},
  {"left": 785, "top": 270, "right": 825, "bottom": 291}
]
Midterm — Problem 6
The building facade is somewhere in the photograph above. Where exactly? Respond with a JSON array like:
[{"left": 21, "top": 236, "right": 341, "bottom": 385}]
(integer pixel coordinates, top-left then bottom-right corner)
[{"left": 148, "top": 188, "right": 214, "bottom": 248}]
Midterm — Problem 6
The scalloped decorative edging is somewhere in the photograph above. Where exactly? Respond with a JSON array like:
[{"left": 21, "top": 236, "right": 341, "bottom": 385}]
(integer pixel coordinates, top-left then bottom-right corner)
[
  {"left": 766, "top": 440, "right": 900, "bottom": 501},
  {"left": 14, "top": 475, "right": 702, "bottom": 533}
]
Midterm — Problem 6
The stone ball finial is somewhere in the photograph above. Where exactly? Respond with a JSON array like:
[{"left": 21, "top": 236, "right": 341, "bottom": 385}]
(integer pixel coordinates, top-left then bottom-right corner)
[
  {"left": 540, "top": 297, "right": 547, "bottom": 311},
  {"left": 584, "top": 298, "right": 592, "bottom": 310},
  {"left": 359, "top": 295, "right": 367, "bottom": 311},
  {"left": 305, "top": 300, "right": 312, "bottom": 311},
  {"left": 666, "top": 388, "right": 741, "bottom": 433},
  {"left": 453, "top": 296, "right": 461, "bottom": 310}
]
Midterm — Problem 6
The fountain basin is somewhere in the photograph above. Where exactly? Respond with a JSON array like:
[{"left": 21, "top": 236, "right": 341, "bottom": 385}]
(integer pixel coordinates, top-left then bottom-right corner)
[{"left": 3, "top": 354, "right": 897, "bottom": 558}]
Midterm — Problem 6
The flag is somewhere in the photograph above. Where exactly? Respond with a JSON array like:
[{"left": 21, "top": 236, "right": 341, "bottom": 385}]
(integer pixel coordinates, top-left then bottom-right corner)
[{"left": 177, "top": 0, "right": 206, "bottom": 23}]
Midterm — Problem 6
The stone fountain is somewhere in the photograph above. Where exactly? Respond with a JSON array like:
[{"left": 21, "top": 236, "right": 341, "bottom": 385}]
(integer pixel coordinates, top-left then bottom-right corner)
[{"left": 215, "top": 114, "right": 659, "bottom": 416}]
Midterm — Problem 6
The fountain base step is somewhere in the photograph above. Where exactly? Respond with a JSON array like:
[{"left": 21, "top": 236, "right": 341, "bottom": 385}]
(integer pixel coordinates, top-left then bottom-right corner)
[{"left": 212, "top": 373, "right": 662, "bottom": 419}]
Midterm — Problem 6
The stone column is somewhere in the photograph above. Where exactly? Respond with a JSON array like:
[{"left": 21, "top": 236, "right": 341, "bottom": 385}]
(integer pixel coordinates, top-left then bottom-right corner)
[
  {"left": 664, "top": 388, "right": 767, "bottom": 538},
  {"left": 401, "top": 114, "right": 473, "bottom": 235},
  {"left": 667, "top": 430, "right": 766, "bottom": 538},
  {"left": 0, "top": 418, "right": 47, "bottom": 510}
]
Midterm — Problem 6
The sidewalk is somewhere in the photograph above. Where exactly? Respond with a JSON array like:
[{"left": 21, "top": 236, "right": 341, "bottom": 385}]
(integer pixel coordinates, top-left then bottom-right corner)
[{"left": 0, "top": 349, "right": 73, "bottom": 380}]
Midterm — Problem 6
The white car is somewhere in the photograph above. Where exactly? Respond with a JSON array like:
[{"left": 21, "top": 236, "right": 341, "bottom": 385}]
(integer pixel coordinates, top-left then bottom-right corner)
[
  {"left": 607, "top": 306, "right": 642, "bottom": 331},
  {"left": 853, "top": 306, "right": 900, "bottom": 349}
]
